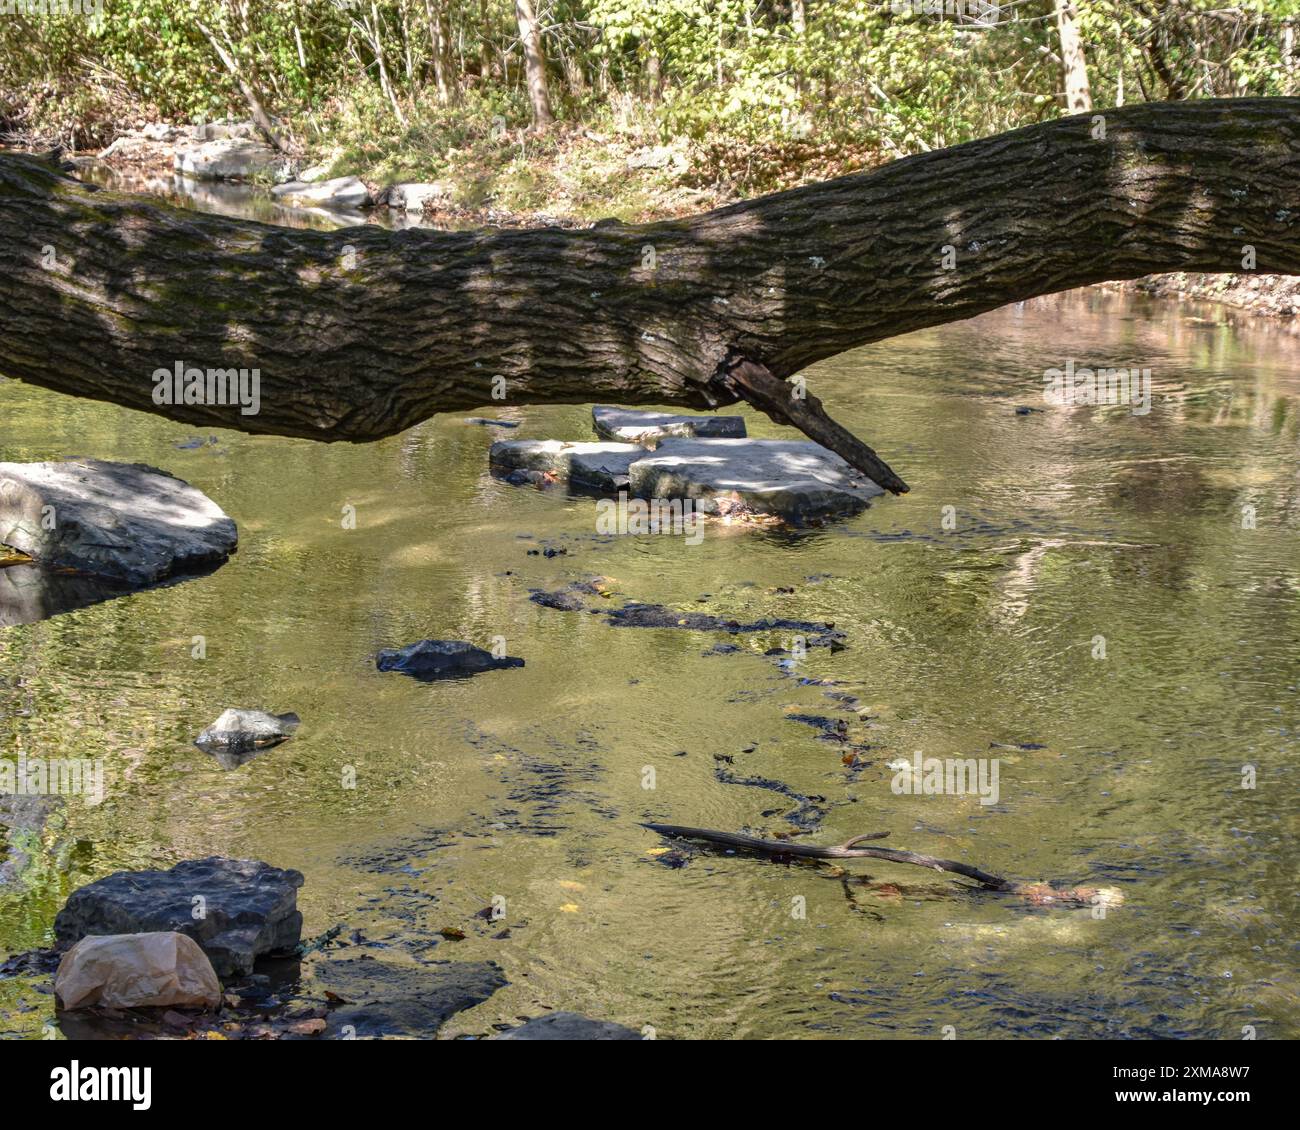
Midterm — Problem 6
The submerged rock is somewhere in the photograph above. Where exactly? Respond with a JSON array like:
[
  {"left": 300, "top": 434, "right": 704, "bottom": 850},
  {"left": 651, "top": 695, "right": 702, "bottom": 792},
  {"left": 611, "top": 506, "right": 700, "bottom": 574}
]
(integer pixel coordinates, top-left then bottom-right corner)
[
  {"left": 54, "top": 857, "right": 304, "bottom": 979},
  {"left": 313, "top": 955, "right": 507, "bottom": 1038},
  {"left": 54, "top": 932, "right": 221, "bottom": 1011},
  {"left": 491, "top": 1011, "right": 643, "bottom": 1040},
  {"left": 0, "top": 792, "right": 60, "bottom": 886},
  {"left": 592, "top": 405, "right": 746, "bottom": 444},
  {"left": 195, "top": 708, "right": 300, "bottom": 759},
  {"left": 0, "top": 460, "right": 237, "bottom": 586},
  {"left": 530, "top": 582, "right": 845, "bottom": 648},
  {"left": 376, "top": 639, "right": 524, "bottom": 682}
]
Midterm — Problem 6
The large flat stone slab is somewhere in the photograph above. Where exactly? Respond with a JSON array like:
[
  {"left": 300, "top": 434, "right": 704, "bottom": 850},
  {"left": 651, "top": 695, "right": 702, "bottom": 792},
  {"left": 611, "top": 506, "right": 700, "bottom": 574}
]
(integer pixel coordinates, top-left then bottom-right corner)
[
  {"left": 175, "top": 138, "right": 290, "bottom": 181},
  {"left": 0, "top": 460, "right": 237, "bottom": 586},
  {"left": 271, "top": 175, "right": 370, "bottom": 209},
  {"left": 489, "top": 440, "right": 640, "bottom": 493},
  {"left": 628, "top": 438, "right": 884, "bottom": 525},
  {"left": 592, "top": 405, "right": 746, "bottom": 443},
  {"left": 54, "top": 857, "right": 304, "bottom": 980}
]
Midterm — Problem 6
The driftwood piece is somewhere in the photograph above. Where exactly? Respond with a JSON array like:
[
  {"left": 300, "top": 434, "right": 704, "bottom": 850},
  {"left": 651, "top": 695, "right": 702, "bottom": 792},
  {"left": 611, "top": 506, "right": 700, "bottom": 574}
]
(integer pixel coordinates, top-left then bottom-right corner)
[{"left": 642, "top": 822, "right": 1013, "bottom": 890}]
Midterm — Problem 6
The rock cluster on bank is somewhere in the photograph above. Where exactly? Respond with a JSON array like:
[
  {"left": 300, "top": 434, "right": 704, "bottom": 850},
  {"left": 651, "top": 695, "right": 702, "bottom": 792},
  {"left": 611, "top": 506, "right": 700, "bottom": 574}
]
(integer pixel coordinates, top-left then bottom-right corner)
[{"left": 54, "top": 857, "right": 304, "bottom": 979}]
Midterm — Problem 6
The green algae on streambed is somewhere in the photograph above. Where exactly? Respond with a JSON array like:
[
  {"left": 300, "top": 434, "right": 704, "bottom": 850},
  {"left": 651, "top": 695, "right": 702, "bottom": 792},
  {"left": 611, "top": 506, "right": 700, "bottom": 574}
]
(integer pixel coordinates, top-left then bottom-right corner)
[{"left": 1, "top": 285, "right": 1299, "bottom": 1039}]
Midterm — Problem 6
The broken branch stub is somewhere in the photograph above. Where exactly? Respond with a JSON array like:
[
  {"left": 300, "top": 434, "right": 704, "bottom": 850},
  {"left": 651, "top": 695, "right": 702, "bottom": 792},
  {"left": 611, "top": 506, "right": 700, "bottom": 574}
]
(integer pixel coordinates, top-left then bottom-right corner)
[{"left": 717, "top": 357, "right": 910, "bottom": 494}]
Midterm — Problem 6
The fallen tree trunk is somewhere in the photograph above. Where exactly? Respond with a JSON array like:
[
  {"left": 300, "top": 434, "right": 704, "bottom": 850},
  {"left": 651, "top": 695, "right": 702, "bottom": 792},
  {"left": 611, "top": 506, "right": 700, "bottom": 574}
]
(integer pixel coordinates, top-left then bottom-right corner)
[{"left": 1, "top": 98, "right": 1297, "bottom": 489}]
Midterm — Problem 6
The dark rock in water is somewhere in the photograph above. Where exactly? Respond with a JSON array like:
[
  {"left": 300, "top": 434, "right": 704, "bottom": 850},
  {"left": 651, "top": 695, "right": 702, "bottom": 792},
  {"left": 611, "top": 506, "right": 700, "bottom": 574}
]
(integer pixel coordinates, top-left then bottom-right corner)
[
  {"left": 376, "top": 639, "right": 524, "bottom": 682},
  {"left": 54, "top": 857, "right": 304, "bottom": 979},
  {"left": 714, "top": 766, "right": 828, "bottom": 830},
  {"left": 529, "top": 589, "right": 588, "bottom": 612},
  {"left": 313, "top": 955, "right": 507, "bottom": 1038},
  {"left": 592, "top": 405, "right": 746, "bottom": 443},
  {"left": 195, "top": 709, "right": 300, "bottom": 761},
  {"left": 1014, "top": 405, "right": 1036, "bottom": 415},
  {"left": 704, "top": 642, "right": 743, "bottom": 656},
  {"left": 0, "top": 459, "right": 237, "bottom": 586},
  {"left": 491, "top": 1011, "right": 643, "bottom": 1040},
  {"left": 463, "top": 417, "right": 519, "bottom": 428}
]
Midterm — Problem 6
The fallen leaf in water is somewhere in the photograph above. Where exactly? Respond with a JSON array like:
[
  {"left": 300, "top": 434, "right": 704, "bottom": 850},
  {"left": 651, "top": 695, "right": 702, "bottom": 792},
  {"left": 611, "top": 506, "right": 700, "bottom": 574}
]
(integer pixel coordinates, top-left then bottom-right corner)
[
  {"left": 559, "top": 903, "right": 580, "bottom": 913},
  {"left": 645, "top": 847, "right": 669, "bottom": 856},
  {"left": 438, "top": 926, "right": 467, "bottom": 940},
  {"left": 287, "top": 1019, "right": 327, "bottom": 1036}
]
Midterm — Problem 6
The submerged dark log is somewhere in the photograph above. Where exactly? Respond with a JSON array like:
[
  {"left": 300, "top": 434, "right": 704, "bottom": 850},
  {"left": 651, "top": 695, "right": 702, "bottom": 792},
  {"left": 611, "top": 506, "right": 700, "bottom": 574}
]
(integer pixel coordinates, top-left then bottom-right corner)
[{"left": 1, "top": 98, "right": 1297, "bottom": 490}]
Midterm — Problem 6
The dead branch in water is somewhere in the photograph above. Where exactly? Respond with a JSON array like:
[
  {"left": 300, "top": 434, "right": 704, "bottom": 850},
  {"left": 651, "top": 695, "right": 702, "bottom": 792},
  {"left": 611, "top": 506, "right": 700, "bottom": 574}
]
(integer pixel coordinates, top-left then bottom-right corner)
[{"left": 642, "top": 822, "right": 1013, "bottom": 890}]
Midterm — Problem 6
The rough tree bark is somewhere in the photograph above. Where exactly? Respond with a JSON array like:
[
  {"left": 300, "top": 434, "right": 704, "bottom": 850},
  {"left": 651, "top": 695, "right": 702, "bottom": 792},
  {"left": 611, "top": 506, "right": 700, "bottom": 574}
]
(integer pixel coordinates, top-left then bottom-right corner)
[{"left": 0, "top": 98, "right": 1297, "bottom": 492}]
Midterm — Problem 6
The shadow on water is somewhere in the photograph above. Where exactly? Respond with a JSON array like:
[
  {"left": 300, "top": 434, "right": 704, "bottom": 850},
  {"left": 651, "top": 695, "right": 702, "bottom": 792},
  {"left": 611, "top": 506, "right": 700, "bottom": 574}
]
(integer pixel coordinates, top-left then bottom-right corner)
[{"left": 0, "top": 561, "right": 225, "bottom": 628}]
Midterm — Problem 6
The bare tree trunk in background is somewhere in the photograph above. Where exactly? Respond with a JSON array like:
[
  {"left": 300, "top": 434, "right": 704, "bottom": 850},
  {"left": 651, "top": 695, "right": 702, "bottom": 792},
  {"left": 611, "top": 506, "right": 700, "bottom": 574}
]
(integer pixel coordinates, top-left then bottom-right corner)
[
  {"left": 195, "top": 19, "right": 291, "bottom": 153},
  {"left": 479, "top": 0, "right": 494, "bottom": 78},
  {"left": 1054, "top": 0, "right": 1093, "bottom": 114},
  {"left": 354, "top": 3, "right": 407, "bottom": 127},
  {"left": 1286, "top": 21, "right": 1297, "bottom": 95},
  {"left": 515, "top": 0, "right": 553, "bottom": 129},
  {"left": 791, "top": 0, "right": 807, "bottom": 97},
  {"left": 645, "top": 48, "right": 662, "bottom": 104},
  {"left": 424, "top": 0, "right": 452, "bottom": 104}
]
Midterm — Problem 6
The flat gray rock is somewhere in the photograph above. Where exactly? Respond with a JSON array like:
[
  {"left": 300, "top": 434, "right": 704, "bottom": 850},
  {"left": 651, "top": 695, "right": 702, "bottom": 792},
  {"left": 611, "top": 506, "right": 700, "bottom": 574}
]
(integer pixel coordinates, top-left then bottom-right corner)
[
  {"left": 490, "top": 1011, "right": 643, "bottom": 1040},
  {"left": 628, "top": 438, "right": 884, "bottom": 526},
  {"left": 54, "top": 857, "right": 304, "bottom": 979},
  {"left": 174, "top": 138, "right": 290, "bottom": 181},
  {"left": 593, "top": 405, "right": 746, "bottom": 443},
  {"left": 0, "top": 460, "right": 238, "bottom": 586},
  {"left": 271, "top": 175, "right": 370, "bottom": 209},
  {"left": 314, "top": 956, "right": 507, "bottom": 1038},
  {"left": 489, "top": 440, "right": 640, "bottom": 493},
  {"left": 385, "top": 182, "right": 450, "bottom": 213}
]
